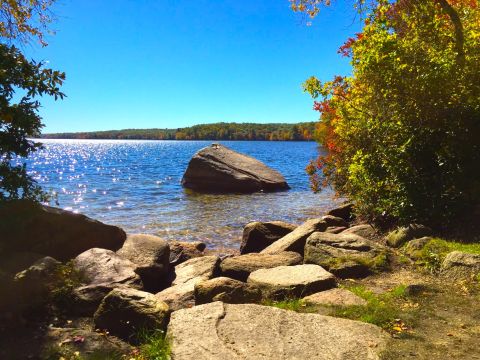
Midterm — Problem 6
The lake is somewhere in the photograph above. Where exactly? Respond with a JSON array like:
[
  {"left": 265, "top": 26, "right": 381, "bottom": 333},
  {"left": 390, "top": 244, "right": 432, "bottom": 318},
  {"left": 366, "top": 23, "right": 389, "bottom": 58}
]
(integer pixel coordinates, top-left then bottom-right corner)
[{"left": 22, "top": 140, "right": 340, "bottom": 249}]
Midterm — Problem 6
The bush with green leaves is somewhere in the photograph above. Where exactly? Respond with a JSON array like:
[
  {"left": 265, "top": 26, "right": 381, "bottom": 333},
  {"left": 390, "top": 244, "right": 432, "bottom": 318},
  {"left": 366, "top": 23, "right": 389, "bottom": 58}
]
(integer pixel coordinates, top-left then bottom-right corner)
[{"left": 304, "top": 1, "right": 480, "bottom": 228}]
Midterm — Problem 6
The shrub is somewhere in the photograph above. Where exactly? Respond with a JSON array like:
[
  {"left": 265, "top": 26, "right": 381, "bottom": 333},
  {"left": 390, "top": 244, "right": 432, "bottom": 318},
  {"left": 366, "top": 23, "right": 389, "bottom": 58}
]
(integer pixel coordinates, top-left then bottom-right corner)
[{"left": 304, "top": 1, "right": 480, "bottom": 228}]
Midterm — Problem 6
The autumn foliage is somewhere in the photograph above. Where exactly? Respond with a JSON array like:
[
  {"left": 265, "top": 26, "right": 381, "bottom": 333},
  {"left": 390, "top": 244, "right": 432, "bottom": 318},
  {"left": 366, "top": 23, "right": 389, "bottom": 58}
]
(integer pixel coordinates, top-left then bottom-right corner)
[{"left": 302, "top": 0, "right": 480, "bottom": 227}]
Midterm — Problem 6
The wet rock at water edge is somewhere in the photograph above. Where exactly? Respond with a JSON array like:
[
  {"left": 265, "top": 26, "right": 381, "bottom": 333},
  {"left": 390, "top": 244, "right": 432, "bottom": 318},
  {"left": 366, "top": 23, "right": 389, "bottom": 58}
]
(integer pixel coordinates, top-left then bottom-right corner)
[
  {"left": 240, "top": 221, "right": 297, "bottom": 254},
  {"left": 181, "top": 143, "right": 289, "bottom": 193}
]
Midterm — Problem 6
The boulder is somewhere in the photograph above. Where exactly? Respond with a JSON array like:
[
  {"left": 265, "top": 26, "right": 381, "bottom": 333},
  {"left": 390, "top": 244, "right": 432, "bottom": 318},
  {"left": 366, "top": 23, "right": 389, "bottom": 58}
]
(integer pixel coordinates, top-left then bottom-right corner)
[
  {"left": 219, "top": 252, "right": 302, "bottom": 281},
  {"left": 303, "top": 288, "right": 367, "bottom": 307},
  {"left": 0, "top": 200, "right": 126, "bottom": 261},
  {"left": 321, "top": 215, "right": 348, "bottom": 228},
  {"left": 181, "top": 144, "right": 289, "bottom": 193},
  {"left": 386, "top": 223, "right": 433, "bottom": 248},
  {"left": 194, "top": 277, "right": 262, "bottom": 305},
  {"left": 41, "top": 327, "right": 132, "bottom": 359},
  {"left": 94, "top": 288, "right": 169, "bottom": 342},
  {"left": 167, "top": 302, "right": 388, "bottom": 360},
  {"left": 117, "top": 234, "right": 170, "bottom": 291},
  {"left": 341, "top": 224, "right": 378, "bottom": 239},
  {"left": 441, "top": 251, "right": 480, "bottom": 280},
  {"left": 327, "top": 203, "right": 355, "bottom": 221},
  {"left": 169, "top": 240, "right": 206, "bottom": 265},
  {"left": 247, "top": 264, "right": 336, "bottom": 299},
  {"left": 403, "top": 237, "right": 432, "bottom": 260},
  {"left": 304, "top": 232, "right": 388, "bottom": 278},
  {"left": 156, "top": 256, "right": 220, "bottom": 310},
  {"left": 240, "top": 221, "right": 297, "bottom": 254},
  {"left": 261, "top": 218, "right": 328, "bottom": 256},
  {"left": 325, "top": 226, "right": 348, "bottom": 234},
  {"left": 72, "top": 248, "right": 142, "bottom": 314}
]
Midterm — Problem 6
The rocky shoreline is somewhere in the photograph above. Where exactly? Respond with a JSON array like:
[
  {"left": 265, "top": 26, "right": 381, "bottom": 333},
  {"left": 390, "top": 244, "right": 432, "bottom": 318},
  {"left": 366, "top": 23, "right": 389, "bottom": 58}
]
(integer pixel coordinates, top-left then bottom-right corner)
[{"left": 1, "top": 200, "right": 479, "bottom": 359}]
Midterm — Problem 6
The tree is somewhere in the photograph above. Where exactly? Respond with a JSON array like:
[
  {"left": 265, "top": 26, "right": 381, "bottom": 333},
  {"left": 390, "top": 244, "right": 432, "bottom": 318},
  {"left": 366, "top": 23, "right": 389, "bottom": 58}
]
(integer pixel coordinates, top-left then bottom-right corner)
[
  {"left": 300, "top": 0, "right": 480, "bottom": 228},
  {"left": 0, "top": 0, "right": 64, "bottom": 202}
]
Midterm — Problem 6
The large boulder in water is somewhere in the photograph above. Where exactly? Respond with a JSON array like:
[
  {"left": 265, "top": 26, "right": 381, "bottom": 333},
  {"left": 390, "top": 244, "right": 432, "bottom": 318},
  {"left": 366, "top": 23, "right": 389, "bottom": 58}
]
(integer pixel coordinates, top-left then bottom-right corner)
[
  {"left": 0, "top": 200, "right": 126, "bottom": 261},
  {"left": 181, "top": 144, "right": 289, "bottom": 193}
]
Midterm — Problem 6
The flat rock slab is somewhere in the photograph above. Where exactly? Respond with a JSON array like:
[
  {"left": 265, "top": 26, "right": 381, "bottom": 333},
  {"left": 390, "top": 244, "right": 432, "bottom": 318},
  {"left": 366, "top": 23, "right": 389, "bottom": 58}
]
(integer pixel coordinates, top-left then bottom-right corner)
[
  {"left": 247, "top": 264, "right": 336, "bottom": 299},
  {"left": 182, "top": 144, "right": 289, "bottom": 193},
  {"left": 303, "top": 288, "right": 367, "bottom": 307},
  {"left": 261, "top": 218, "right": 327, "bottom": 256},
  {"left": 304, "top": 232, "right": 387, "bottom": 278},
  {"left": 220, "top": 252, "right": 302, "bottom": 281},
  {"left": 167, "top": 302, "right": 387, "bottom": 360},
  {"left": 156, "top": 256, "right": 220, "bottom": 310}
]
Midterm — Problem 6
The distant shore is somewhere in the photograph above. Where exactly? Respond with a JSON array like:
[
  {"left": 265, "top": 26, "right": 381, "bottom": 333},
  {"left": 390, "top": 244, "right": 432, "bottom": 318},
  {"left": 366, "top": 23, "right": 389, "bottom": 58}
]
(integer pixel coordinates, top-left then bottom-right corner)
[{"left": 41, "top": 122, "right": 317, "bottom": 141}]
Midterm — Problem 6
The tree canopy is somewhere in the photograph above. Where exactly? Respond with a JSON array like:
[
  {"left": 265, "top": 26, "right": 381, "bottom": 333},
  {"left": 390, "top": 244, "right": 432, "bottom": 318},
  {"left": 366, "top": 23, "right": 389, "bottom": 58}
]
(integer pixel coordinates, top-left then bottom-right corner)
[
  {"left": 302, "top": 0, "right": 480, "bottom": 228},
  {"left": 0, "top": 0, "right": 64, "bottom": 202}
]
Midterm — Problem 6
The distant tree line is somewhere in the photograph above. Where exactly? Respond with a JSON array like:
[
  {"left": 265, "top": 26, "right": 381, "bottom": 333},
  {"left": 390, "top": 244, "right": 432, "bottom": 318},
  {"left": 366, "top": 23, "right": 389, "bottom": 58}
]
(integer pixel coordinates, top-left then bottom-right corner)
[{"left": 42, "top": 122, "right": 317, "bottom": 141}]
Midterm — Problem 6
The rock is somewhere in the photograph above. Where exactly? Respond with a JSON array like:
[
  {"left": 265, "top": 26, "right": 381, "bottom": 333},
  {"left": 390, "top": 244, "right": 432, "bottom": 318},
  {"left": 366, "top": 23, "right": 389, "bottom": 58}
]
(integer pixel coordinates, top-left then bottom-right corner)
[
  {"left": 0, "top": 200, "right": 126, "bottom": 261},
  {"left": 167, "top": 302, "right": 388, "bottom": 360},
  {"left": 441, "top": 251, "right": 480, "bottom": 280},
  {"left": 195, "top": 277, "right": 262, "bottom": 305},
  {"left": 261, "top": 218, "right": 328, "bottom": 256},
  {"left": 156, "top": 256, "right": 220, "bottom": 310},
  {"left": 327, "top": 203, "right": 355, "bottom": 221},
  {"left": 386, "top": 223, "right": 433, "bottom": 248},
  {"left": 11, "top": 257, "right": 61, "bottom": 311},
  {"left": 240, "top": 221, "right": 297, "bottom": 254},
  {"left": 181, "top": 144, "right": 289, "bottom": 193},
  {"left": 72, "top": 248, "right": 142, "bottom": 314},
  {"left": 321, "top": 215, "right": 348, "bottom": 228},
  {"left": 117, "top": 234, "right": 170, "bottom": 291},
  {"left": 403, "top": 237, "right": 432, "bottom": 260},
  {"left": 0, "top": 251, "right": 44, "bottom": 275},
  {"left": 169, "top": 240, "right": 206, "bottom": 265},
  {"left": 94, "top": 288, "right": 169, "bottom": 342},
  {"left": 325, "top": 226, "right": 348, "bottom": 234},
  {"left": 219, "top": 252, "right": 302, "bottom": 281},
  {"left": 303, "top": 288, "right": 367, "bottom": 307},
  {"left": 304, "top": 232, "right": 388, "bottom": 278},
  {"left": 247, "top": 264, "right": 336, "bottom": 299},
  {"left": 341, "top": 224, "right": 378, "bottom": 239},
  {"left": 42, "top": 327, "right": 132, "bottom": 359}
]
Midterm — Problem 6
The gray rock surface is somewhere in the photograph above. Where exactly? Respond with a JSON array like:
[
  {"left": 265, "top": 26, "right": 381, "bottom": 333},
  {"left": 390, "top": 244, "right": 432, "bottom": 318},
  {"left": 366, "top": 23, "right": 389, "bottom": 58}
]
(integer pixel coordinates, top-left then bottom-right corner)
[
  {"left": 386, "top": 224, "right": 433, "bottom": 248},
  {"left": 304, "top": 232, "right": 388, "bottom": 278},
  {"left": 247, "top": 264, "right": 336, "bottom": 299},
  {"left": 325, "top": 226, "right": 348, "bottom": 234},
  {"left": 303, "top": 288, "right": 367, "bottom": 307},
  {"left": 72, "top": 248, "right": 142, "bottom": 313},
  {"left": 321, "top": 215, "right": 348, "bottom": 228},
  {"left": 327, "top": 203, "right": 354, "bottom": 221},
  {"left": 0, "top": 200, "right": 126, "bottom": 261},
  {"left": 41, "top": 327, "right": 132, "bottom": 359},
  {"left": 169, "top": 240, "right": 206, "bottom": 265},
  {"left": 156, "top": 256, "right": 219, "bottom": 310},
  {"left": 117, "top": 234, "right": 170, "bottom": 291},
  {"left": 167, "top": 302, "right": 388, "bottom": 360},
  {"left": 240, "top": 221, "right": 297, "bottom": 254},
  {"left": 195, "top": 277, "right": 262, "bottom": 305},
  {"left": 261, "top": 218, "right": 328, "bottom": 256},
  {"left": 94, "top": 287, "right": 169, "bottom": 342},
  {"left": 441, "top": 251, "right": 480, "bottom": 280},
  {"left": 181, "top": 144, "right": 289, "bottom": 193},
  {"left": 220, "top": 252, "right": 302, "bottom": 281},
  {"left": 341, "top": 224, "right": 378, "bottom": 239},
  {"left": 403, "top": 237, "right": 432, "bottom": 260}
]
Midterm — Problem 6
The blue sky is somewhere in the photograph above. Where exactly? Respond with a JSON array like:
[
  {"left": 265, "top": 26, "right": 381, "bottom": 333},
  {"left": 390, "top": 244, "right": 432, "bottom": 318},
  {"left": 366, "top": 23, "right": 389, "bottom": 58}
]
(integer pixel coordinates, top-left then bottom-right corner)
[{"left": 26, "top": 0, "right": 360, "bottom": 133}]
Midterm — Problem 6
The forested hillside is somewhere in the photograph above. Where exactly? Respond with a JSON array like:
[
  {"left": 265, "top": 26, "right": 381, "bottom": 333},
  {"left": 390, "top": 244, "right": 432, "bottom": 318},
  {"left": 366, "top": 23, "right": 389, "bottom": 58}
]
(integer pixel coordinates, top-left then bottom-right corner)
[{"left": 42, "top": 122, "right": 317, "bottom": 141}]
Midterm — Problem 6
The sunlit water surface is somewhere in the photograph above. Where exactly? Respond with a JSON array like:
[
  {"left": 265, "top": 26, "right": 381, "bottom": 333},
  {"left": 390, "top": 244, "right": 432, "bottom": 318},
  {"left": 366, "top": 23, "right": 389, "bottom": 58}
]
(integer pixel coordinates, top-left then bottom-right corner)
[{"left": 22, "top": 140, "right": 340, "bottom": 249}]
